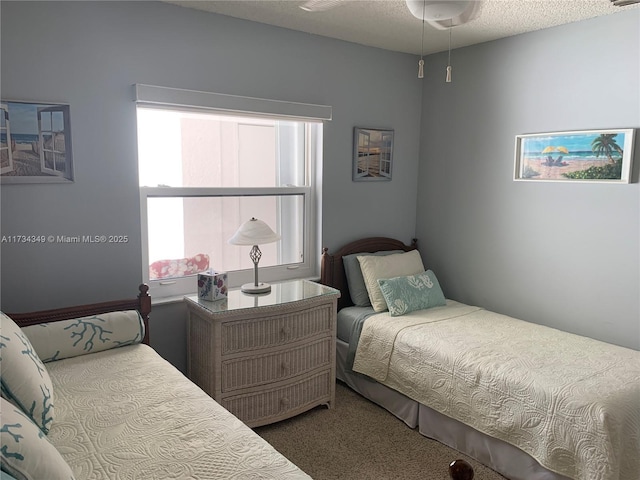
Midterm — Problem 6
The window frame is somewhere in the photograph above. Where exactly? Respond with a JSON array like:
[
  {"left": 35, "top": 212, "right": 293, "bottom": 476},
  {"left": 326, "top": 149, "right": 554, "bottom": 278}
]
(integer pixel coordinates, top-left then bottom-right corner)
[{"left": 135, "top": 85, "right": 331, "bottom": 299}]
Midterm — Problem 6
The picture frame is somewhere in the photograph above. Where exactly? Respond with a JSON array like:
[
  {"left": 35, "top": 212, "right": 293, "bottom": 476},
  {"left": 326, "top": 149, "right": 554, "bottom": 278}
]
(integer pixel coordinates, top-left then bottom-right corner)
[
  {"left": 1, "top": 100, "right": 74, "bottom": 184},
  {"left": 514, "top": 129, "right": 635, "bottom": 183},
  {"left": 353, "top": 127, "right": 394, "bottom": 181}
]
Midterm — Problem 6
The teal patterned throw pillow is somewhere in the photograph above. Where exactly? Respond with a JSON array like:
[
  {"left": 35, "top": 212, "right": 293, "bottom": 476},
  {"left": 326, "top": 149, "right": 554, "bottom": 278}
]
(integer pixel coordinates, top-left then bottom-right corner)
[
  {"left": 0, "top": 397, "right": 75, "bottom": 480},
  {"left": 0, "top": 313, "right": 54, "bottom": 435},
  {"left": 22, "top": 311, "right": 145, "bottom": 363},
  {"left": 377, "top": 270, "right": 446, "bottom": 316}
]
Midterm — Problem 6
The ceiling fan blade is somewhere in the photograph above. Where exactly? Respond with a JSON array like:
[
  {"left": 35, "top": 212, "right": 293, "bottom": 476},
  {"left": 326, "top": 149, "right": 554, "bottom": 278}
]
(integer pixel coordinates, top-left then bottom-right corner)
[
  {"left": 299, "top": 0, "right": 346, "bottom": 12},
  {"left": 610, "top": 0, "right": 640, "bottom": 5}
]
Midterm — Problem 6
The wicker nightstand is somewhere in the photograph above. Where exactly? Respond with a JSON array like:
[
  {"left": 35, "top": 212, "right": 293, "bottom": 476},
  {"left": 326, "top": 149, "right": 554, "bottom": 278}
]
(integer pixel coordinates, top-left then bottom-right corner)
[{"left": 185, "top": 279, "right": 340, "bottom": 427}]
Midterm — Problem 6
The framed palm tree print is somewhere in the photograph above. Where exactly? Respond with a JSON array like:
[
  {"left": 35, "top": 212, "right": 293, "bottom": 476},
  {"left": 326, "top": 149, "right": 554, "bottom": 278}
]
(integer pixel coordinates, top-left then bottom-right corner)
[{"left": 514, "top": 129, "right": 635, "bottom": 183}]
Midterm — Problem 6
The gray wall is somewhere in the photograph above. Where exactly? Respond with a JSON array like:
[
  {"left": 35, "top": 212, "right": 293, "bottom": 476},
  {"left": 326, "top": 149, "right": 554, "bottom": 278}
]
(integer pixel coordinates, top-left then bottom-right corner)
[
  {"left": 2, "top": 2, "right": 637, "bottom": 370},
  {"left": 0, "top": 1, "right": 421, "bottom": 370},
  {"left": 416, "top": 10, "right": 640, "bottom": 350}
]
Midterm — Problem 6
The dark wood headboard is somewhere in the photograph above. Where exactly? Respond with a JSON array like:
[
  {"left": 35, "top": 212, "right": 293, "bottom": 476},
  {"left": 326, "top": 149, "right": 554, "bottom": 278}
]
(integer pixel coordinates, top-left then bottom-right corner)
[
  {"left": 320, "top": 237, "right": 417, "bottom": 311},
  {"left": 7, "top": 284, "right": 152, "bottom": 345}
]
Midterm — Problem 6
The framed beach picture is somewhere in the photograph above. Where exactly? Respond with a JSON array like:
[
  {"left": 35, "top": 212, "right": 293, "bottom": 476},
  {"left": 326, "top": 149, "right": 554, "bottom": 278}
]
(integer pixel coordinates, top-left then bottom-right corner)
[
  {"left": 514, "top": 129, "right": 635, "bottom": 183},
  {"left": 1, "top": 100, "right": 74, "bottom": 184},
  {"left": 353, "top": 127, "right": 394, "bottom": 181}
]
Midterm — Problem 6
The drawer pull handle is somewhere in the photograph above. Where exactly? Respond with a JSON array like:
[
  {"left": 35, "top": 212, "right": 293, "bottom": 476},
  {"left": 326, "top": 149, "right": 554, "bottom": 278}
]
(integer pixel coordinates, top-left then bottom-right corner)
[
  {"left": 280, "top": 326, "right": 290, "bottom": 336},
  {"left": 280, "top": 397, "right": 290, "bottom": 407},
  {"left": 281, "top": 361, "right": 289, "bottom": 372}
]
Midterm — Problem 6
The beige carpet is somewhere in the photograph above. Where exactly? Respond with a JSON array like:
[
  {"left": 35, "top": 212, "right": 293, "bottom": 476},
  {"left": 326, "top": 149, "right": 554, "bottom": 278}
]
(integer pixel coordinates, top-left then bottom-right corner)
[{"left": 255, "top": 381, "right": 507, "bottom": 480}]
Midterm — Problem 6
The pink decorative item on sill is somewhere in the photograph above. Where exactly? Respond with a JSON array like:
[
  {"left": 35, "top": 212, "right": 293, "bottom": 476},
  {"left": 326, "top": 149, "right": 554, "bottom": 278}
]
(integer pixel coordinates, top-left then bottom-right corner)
[
  {"left": 198, "top": 270, "right": 228, "bottom": 301},
  {"left": 150, "top": 253, "right": 210, "bottom": 280}
]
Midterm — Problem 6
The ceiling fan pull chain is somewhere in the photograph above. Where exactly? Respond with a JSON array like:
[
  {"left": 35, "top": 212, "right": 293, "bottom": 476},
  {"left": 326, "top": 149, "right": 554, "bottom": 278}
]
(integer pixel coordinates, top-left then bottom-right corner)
[
  {"left": 446, "top": 21, "right": 453, "bottom": 83},
  {"left": 418, "top": 0, "right": 426, "bottom": 78}
]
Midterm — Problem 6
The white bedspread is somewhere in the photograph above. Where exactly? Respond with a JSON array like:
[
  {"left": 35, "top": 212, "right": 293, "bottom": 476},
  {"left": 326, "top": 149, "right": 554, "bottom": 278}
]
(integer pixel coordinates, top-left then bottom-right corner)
[
  {"left": 352, "top": 300, "right": 640, "bottom": 480},
  {"left": 46, "top": 344, "right": 310, "bottom": 479}
]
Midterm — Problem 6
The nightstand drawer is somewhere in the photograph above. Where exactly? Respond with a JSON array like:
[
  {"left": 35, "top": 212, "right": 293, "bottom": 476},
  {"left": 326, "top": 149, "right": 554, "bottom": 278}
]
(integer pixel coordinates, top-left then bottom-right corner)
[
  {"left": 221, "top": 303, "right": 333, "bottom": 354},
  {"left": 221, "top": 337, "right": 332, "bottom": 392},
  {"left": 222, "top": 370, "right": 332, "bottom": 427}
]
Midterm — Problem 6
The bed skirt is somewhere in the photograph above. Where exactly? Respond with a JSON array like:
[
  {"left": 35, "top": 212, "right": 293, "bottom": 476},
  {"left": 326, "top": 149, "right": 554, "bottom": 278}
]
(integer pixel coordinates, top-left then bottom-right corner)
[{"left": 336, "top": 339, "right": 570, "bottom": 480}]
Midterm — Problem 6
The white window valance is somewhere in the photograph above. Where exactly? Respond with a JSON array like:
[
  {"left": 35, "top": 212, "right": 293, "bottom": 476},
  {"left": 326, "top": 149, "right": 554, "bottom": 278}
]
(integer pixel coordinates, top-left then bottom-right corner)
[{"left": 134, "top": 84, "right": 332, "bottom": 122}]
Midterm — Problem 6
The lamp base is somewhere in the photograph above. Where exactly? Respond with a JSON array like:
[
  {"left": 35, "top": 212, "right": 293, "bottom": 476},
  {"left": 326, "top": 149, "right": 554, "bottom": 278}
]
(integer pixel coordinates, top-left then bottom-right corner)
[{"left": 241, "top": 282, "right": 272, "bottom": 294}]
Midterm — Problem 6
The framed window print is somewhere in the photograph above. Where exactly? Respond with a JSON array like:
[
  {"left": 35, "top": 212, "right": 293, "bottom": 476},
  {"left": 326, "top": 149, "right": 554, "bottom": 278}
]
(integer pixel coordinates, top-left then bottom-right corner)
[
  {"left": 1, "top": 100, "right": 74, "bottom": 184},
  {"left": 353, "top": 127, "right": 394, "bottom": 181}
]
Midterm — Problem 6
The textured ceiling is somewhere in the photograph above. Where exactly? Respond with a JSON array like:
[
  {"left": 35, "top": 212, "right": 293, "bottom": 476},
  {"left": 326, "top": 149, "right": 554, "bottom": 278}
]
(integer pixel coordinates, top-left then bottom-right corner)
[{"left": 162, "top": 0, "right": 639, "bottom": 55}]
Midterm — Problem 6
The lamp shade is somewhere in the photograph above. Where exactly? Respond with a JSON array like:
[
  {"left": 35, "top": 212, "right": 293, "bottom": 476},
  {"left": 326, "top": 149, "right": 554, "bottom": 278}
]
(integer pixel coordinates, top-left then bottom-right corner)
[{"left": 228, "top": 218, "right": 280, "bottom": 246}]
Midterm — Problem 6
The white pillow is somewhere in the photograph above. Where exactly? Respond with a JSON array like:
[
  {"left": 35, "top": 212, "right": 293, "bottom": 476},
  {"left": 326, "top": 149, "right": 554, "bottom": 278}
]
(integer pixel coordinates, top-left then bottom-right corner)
[
  {"left": 0, "top": 397, "right": 75, "bottom": 480},
  {"left": 0, "top": 312, "right": 55, "bottom": 434},
  {"left": 357, "top": 249, "right": 425, "bottom": 312},
  {"left": 343, "top": 250, "right": 402, "bottom": 307}
]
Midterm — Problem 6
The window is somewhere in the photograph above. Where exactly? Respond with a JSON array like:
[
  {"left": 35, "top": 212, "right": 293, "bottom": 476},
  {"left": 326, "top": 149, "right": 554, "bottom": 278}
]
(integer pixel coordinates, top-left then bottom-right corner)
[{"left": 135, "top": 85, "right": 331, "bottom": 298}]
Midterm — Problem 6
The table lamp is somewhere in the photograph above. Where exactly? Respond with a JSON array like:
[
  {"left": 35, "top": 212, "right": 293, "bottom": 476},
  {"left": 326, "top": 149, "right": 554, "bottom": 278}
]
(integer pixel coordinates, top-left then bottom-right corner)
[{"left": 228, "top": 217, "right": 281, "bottom": 294}]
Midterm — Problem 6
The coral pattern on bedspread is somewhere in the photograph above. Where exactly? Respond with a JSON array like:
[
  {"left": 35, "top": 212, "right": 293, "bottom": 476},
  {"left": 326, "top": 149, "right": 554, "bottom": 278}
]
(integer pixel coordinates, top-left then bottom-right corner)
[
  {"left": 352, "top": 300, "right": 640, "bottom": 480},
  {"left": 46, "top": 344, "right": 310, "bottom": 479}
]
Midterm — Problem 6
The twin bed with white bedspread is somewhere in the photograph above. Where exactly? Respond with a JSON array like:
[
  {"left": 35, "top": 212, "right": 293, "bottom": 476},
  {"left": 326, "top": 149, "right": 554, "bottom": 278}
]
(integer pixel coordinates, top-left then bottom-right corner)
[{"left": 321, "top": 237, "right": 640, "bottom": 480}]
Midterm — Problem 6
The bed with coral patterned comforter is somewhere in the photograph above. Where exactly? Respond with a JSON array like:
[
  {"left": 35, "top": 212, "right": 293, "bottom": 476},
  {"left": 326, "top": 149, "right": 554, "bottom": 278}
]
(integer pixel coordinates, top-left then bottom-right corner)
[{"left": 1, "top": 294, "right": 309, "bottom": 480}]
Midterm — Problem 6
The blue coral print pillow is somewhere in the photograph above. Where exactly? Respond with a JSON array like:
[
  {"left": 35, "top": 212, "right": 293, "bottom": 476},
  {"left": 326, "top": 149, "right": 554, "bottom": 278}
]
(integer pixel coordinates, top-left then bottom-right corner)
[
  {"left": 22, "top": 311, "right": 144, "bottom": 363},
  {"left": 377, "top": 270, "right": 446, "bottom": 316},
  {"left": 0, "top": 313, "right": 54, "bottom": 435},
  {"left": 1, "top": 397, "right": 75, "bottom": 480}
]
